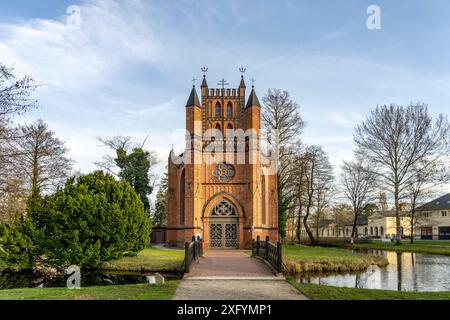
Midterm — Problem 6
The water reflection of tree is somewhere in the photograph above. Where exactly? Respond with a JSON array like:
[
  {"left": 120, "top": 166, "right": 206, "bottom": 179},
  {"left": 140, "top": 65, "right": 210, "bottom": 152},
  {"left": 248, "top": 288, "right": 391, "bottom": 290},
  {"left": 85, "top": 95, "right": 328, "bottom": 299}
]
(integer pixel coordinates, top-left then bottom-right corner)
[
  {"left": 396, "top": 252, "right": 402, "bottom": 291},
  {"left": 411, "top": 253, "right": 418, "bottom": 291}
]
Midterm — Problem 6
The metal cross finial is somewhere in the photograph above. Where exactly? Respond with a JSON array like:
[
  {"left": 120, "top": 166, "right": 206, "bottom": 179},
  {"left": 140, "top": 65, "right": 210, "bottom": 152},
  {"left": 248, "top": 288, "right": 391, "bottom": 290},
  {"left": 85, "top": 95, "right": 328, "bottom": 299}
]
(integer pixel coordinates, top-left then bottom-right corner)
[
  {"left": 250, "top": 78, "right": 256, "bottom": 88},
  {"left": 191, "top": 77, "right": 197, "bottom": 87},
  {"left": 201, "top": 65, "right": 208, "bottom": 77},
  {"left": 239, "top": 66, "right": 247, "bottom": 77},
  {"left": 218, "top": 78, "right": 229, "bottom": 89}
]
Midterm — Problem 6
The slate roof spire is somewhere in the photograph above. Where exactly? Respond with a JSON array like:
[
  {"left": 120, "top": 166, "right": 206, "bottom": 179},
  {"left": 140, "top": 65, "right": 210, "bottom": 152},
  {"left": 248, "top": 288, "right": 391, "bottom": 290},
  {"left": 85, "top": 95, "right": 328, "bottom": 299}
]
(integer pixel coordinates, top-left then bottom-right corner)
[
  {"left": 185, "top": 85, "right": 201, "bottom": 108},
  {"left": 245, "top": 83, "right": 261, "bottom": 108},
  {"left": 239, "top": 75, "right": 246, "bottom": 89},
  {"left": 201, "top": 75, "right": 208, "bottom": 88}
]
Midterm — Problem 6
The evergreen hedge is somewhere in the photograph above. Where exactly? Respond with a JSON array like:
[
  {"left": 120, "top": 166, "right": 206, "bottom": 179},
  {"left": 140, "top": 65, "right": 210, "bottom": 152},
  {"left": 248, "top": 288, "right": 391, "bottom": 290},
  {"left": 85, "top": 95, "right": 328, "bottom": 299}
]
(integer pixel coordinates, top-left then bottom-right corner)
[{"left": 0, "top": 171, "right": 152, "bottom": 269}]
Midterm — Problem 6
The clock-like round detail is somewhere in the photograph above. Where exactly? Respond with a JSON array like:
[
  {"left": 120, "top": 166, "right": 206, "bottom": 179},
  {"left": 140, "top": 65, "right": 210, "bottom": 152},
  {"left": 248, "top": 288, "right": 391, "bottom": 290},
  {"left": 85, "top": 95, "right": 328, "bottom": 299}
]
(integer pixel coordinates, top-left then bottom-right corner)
[{"left": 213, "top": 163, "right": 235, "bottom": 182}]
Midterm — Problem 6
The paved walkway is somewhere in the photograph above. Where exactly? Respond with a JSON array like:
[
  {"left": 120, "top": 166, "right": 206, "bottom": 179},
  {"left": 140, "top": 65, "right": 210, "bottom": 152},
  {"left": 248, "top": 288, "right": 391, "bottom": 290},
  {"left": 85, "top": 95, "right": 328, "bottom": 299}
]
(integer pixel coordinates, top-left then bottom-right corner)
[
  {"left": 172, "top": 250, "right": 308, "bottom": 300},
  {"left": 189, "top": 250, "right": 275, "bottom": 278}
]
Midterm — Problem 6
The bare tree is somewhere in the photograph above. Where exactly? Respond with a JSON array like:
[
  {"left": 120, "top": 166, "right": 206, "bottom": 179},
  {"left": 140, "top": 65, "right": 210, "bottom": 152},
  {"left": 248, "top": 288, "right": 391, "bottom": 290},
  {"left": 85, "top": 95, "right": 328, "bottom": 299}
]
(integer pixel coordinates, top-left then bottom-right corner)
[
  {"left": 313, "top": 185, "right": 334, "bottom": 242},
  {"left": 0, "top": 63, "right": 38, "bottom": 212},
  {"left": 354, "top": 103, "right": 450, "bottom": 244},
  {"left": 10, "top": 120, "right": 73, "bottom": 196},
  {"left": 301, "top": 145, "right": 334, "bottom": 245},
  {"left": 261, "top": 89, "right": 305, "bottom": 238},
  {"left": 0, "top": 63, "right": 38, "bottom": 120},
  {"left": 340, "top": 160, "right": 378, "bottom": 243}
]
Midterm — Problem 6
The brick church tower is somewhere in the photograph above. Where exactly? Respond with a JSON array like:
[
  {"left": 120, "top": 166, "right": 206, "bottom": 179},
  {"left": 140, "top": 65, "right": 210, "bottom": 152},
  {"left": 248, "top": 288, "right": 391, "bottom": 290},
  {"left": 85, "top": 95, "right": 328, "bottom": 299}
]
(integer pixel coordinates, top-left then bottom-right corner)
[{"left": 166, "top": 71, "right": 278, "bottom": 249}]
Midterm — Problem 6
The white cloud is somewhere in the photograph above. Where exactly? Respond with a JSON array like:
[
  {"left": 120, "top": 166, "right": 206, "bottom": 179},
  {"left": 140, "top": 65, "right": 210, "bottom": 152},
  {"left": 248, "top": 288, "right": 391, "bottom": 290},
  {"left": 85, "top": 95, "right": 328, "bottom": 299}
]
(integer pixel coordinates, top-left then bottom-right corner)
[
  {"left": 0, "top": 0, "right": 167, "bottom": 92},
  {"left": 1, "top": 0, "right": 450, "bottom": 199}
]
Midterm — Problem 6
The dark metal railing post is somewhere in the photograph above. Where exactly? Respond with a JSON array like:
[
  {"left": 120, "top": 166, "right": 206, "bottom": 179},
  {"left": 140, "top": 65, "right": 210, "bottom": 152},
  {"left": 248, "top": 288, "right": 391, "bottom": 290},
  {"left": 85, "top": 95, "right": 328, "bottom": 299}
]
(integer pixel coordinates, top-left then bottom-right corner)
[
  {"left": 184, "top": 241, "right": 189, "bottom": 273},
  {"left": 265, "top": 236, "right": 269, "bottom": 261},
  {"left": 256, "top": 235, "right": 260, "bottom": 257},
  {"left": 251, "top": 238, "right": 255, "bottom": 256},
  {"left": 277, "top": 241, "right": 282, "bottom": 273},
  {"left": 192, "top": 235, "right": 197, "bottom": 261},
  {"left": 197, "top": 235, "right": 203, "bottom": 257}
]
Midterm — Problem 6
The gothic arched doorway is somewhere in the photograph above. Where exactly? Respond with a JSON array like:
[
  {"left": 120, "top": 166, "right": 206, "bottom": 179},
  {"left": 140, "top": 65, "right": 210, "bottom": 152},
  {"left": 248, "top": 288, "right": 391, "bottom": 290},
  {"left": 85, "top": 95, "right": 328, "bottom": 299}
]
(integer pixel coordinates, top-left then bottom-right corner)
[{"left": 209, "top": 199, "right": 239, "bottom": 249}]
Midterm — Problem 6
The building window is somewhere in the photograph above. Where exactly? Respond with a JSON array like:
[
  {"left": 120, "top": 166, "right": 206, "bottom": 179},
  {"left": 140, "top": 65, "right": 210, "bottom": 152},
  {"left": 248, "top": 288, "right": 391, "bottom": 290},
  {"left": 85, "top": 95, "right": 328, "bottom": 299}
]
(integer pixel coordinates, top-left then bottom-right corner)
[
  {"left": 380, "top": 226, "right": 384, "bottom": 236},
  {"left": 215, "top": 123, "right": 221, "bottom": 137},
  {"left": 211, "top": 199, "right": 237, "bottom": 217},
  {"left": 226, "top": 123, "right": 233, "bottom": 136},
  {"left": 370, "top": 227, "right": 373, "bottom": 235},
  {"left": 179, "top": 170, "right": 185, "bottom": 225},
  {"left": 442, "top": 211, "right": 448, "bottom": 217},
  {"left": 423, "top": 212, "right": 431, "bottom": 218},
  {"left": 227, "top": 102, "right": 233, "bottom": 118},
  {"left": 215, "top": 102, "right": 221, "bottom": 117},
  {"left": 365, "top": 227, "right": 368, "bottom": 235},
  {"left": 375, "top": 227, "right": 379, "bottom": 236}
]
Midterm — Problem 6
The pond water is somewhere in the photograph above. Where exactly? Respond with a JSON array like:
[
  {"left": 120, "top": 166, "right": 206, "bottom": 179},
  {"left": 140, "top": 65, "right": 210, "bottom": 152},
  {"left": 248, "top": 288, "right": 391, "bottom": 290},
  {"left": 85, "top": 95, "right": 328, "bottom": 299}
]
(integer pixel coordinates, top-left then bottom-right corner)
[
  {"left": 0, "top": 270, "right": 182, "bottom": 290},
  {"left": 297, "top": 250, "right": 450, "bottom": 292}
]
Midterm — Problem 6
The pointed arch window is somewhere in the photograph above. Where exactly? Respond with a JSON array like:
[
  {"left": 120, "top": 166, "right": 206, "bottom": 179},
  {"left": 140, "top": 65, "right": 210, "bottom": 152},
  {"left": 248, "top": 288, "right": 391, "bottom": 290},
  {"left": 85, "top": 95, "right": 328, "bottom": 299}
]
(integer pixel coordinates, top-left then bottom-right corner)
[
  {"left": 215, "top": 123, "right": 222, "bottom": 139},
  {"left": 262, "top": 174, "right": 267, "bottom": 224},
  {"left": 215, "top": 102, "right": 221, "bottom": 117},
  {"left": 227, "top": 102, "right": 233, "bottom": 118}
]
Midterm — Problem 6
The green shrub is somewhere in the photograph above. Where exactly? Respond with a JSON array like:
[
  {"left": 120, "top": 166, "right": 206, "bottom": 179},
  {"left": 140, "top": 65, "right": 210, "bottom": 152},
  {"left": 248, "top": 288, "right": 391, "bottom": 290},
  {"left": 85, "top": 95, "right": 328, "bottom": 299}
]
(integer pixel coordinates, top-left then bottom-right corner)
[
  {"left": 30, "top": 171, "right": 152, "bottom": 268},
  {"left": 0, "top": 215, "right": 37, "bottom": 270}
]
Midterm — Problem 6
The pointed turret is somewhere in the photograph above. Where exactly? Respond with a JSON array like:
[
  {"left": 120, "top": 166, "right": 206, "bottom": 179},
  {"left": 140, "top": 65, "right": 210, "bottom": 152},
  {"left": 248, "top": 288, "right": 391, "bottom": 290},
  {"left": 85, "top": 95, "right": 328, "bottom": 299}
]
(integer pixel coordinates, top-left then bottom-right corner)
[
  {"left": 201, "top": 75, "right": 208, "bottom": 88},
  {"left": 185, "top": 86, "right": 201, "bottom": 108},
  {"left": 239, "top": 75, "right": 246, "bottom": 89},
  {"left": 246, "top": 86, "right": 261, "bottom": 108}
]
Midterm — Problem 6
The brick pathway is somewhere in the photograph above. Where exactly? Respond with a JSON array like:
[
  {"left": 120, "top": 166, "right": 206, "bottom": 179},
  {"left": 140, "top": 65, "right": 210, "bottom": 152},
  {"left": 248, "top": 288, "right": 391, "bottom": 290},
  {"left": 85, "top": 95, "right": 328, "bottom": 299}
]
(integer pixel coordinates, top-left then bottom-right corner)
[
  {"left": 172, "top": 250, "right": 308, "bottom": 300},
  {"left": 188, "top": 250, "right": 275, "bottom": 278}
]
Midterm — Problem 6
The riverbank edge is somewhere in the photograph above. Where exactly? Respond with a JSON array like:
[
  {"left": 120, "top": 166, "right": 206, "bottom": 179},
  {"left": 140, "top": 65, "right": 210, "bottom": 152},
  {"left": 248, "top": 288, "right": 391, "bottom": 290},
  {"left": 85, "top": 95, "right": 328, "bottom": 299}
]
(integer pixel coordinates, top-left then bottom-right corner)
[
  {"left": 286, "top": 277, "right": 450, "bottom": 300},
  {"left": 327, "top": 242, "right": 450, "bottom": 257},
  {"left": 0, "top": 247, "right": 185, "bottom": 274},
  {"left": 283, "top": 245, "right": 389, "bottom": 274}
]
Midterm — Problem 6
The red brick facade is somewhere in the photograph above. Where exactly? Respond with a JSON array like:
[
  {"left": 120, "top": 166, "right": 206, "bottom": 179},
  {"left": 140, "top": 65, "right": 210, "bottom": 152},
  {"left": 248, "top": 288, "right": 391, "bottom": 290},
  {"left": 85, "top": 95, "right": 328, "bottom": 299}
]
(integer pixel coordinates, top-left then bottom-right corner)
[{"left": 166, "top": 76, "right": 278, "bottom": 249}]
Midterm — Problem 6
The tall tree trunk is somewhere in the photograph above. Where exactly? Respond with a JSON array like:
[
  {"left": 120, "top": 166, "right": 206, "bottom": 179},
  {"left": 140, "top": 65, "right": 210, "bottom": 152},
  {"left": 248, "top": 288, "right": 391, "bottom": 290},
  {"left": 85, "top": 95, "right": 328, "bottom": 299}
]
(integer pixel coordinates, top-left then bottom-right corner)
[
  {"left": 296, "top": 207, "right": 302, "bottom": 243},
  {"left": 395, "top": 183, "right": 402, "bottom": 245},
  {"left": 350, "top": 215, "right": 358, "bottom": 244},
  {"left": 303, "top": 203, "right": 315, "bottom": 245}
]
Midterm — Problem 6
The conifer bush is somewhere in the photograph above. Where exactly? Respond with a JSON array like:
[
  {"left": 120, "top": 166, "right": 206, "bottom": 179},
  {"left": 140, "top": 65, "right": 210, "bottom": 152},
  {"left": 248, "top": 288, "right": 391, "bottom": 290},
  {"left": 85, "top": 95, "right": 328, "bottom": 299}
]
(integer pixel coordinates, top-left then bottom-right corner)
[{"left": 1, "top": 171, "right": 152, "bottom": 270}]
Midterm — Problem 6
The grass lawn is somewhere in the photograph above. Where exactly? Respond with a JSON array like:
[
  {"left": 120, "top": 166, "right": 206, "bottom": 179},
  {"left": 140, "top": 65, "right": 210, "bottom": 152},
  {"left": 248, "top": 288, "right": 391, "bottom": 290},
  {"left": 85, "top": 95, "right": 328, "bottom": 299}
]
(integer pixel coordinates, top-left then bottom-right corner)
[
  {"left": 287, "top": 278, "right": 450, "bottom": 300},
  {"left": 283, "top": 245, "right": 388, "bottom": 274},
  {"left": 0, "top": 281, "right": 180, "bottom": 300},
  {"left": 349, "top": 240, "right": 450, "bottom": 256},
  {"left": 102, "top": 247, "right": 184, "bottom": 273}
]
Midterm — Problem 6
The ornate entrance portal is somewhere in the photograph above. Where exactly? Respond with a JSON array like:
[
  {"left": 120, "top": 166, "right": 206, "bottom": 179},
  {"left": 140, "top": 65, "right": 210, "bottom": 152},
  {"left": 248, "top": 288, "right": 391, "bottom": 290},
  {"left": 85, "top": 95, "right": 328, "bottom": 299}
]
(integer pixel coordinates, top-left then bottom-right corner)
[{"left": 209, "top": 200, "right": 239, "bottom": 249}]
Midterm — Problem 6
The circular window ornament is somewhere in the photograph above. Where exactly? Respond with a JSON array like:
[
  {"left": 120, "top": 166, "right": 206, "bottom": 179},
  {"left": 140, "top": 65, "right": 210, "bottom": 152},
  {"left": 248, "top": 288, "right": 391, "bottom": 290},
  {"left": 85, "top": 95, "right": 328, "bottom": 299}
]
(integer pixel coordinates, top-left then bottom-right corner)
[{"left": 213, "top": 163, "right": 235, "bottom": 182}]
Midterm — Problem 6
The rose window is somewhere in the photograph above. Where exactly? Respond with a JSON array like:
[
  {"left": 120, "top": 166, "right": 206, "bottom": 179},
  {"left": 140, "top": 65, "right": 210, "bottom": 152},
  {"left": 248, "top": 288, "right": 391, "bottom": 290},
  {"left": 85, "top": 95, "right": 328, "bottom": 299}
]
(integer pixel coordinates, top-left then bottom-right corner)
[{"left": 213, "top": 163, "right": 235, "bottom": 182}]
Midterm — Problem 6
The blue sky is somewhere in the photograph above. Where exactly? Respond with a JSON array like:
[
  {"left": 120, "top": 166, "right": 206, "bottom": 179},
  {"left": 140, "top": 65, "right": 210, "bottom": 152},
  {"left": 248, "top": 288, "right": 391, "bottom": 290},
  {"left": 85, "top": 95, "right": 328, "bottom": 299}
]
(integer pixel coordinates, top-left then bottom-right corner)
[{"left": 1, "top": 0, "right": 449, "bottom": 194}]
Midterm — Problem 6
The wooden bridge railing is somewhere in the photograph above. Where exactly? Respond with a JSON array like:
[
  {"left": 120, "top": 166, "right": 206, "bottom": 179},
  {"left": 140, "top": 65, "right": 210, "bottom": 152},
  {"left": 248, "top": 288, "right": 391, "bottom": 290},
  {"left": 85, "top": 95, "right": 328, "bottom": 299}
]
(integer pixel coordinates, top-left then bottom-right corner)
[
  {"left": 184, "top": 235, "right": 203, "bottom": 273},
  {"left": 252, "top": 236, "right": 282, "bottom": 273}
]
